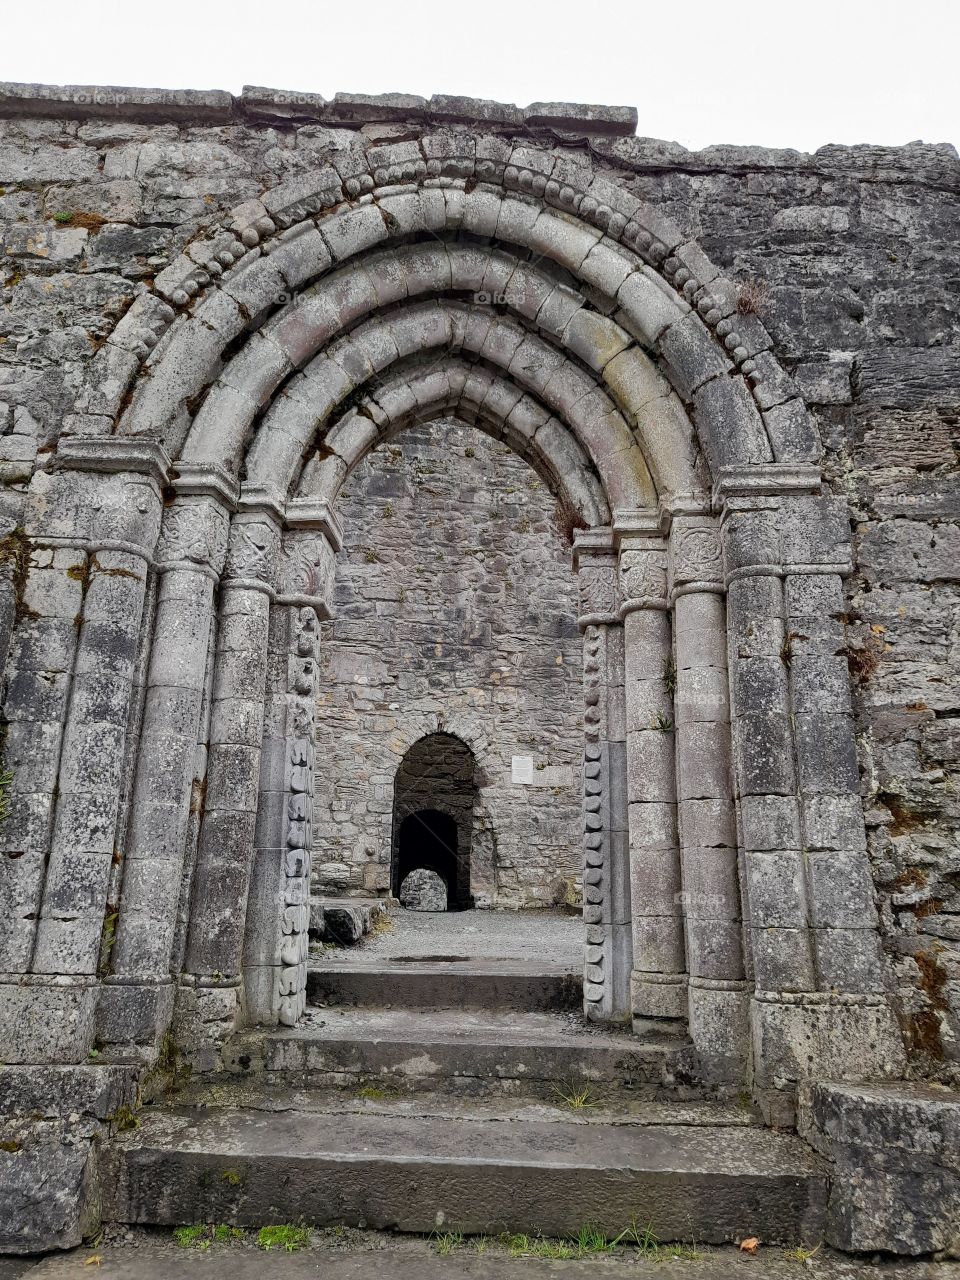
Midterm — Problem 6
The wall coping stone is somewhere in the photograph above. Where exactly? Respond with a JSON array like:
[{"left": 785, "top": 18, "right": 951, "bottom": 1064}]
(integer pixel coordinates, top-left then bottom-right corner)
[
  {"left": 3, "top": 83, "right": 957, "bottom": 177},
  {"left": 0, "top": 80, "right": 637, "bottom": 136}
]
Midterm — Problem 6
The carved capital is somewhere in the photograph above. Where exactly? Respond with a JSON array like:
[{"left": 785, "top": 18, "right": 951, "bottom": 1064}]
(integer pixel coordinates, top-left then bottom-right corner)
[
  {"left": 224, "top": 512, "right": 282, "bottom": 587},
  {"left": 577, "top": 561, "right": 620, "bottom": 623},
  {"left": 669, "top": 516, "right": 722, "bottom": 589},
  {"left": 156, "top": 496, "right": 230, "bottom": 574},
  {"left": 618, "top": 543, "right": 668, "bottom": 602},
  {"left": 279, "top": 531, "right": 336, "bottom": 605}
]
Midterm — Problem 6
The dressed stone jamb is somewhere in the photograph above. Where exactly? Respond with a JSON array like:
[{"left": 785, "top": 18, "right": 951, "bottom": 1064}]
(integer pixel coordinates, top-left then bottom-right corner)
[
  {"left": 0, "top": 441, "right": 168, "bottom": 1063},
  {"left": 716, "top": 465, "right": 905, "bottom": 1124}
]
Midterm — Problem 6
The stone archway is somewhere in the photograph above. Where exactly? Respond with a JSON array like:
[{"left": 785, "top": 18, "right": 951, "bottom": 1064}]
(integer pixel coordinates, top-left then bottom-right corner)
[{"left": 0, "top": 132, "right": 906, "bottom": 1124}]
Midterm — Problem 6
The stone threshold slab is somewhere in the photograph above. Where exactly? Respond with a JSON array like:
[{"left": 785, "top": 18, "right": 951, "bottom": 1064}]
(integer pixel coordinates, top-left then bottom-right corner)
[{"left": 103, "top": 1106, "right": 827, "bottom": 1244}]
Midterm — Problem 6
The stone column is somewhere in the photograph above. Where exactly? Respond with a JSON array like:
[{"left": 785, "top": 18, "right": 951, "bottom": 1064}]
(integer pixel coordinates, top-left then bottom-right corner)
[
  {"left": 181, "top": 486, "right": 283, "bottom": 1042},
  {"left": 244, "top": 500, "right": 339, "bottom": 1027},
  {"left": 99, "top": 465, "right": 234, "bottom": 1048},
  {"left": 0, "top": 440, "right": 167, "bottom": 1063},
  {"left": 573, "top": 530, "right": 630, "bottom": 1023},
  {"left": 719, "top": 468, "right": 904, "bottom": 1123},
  {"left": 615, "top": 514, "right": 686, "bottom": 1033},
  {"left": 669, "top": 506, "right": 748, "bottom": 1080}
]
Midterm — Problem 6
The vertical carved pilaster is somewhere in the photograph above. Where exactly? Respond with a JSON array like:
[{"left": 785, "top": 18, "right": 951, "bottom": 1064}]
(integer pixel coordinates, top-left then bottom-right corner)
[
  {"left": 574, "top": 531, "right": 630, "bottom": 1022},
  {"left": 278, "top": 607, "right": 318, "bottom": 1026},
  {"left": 243, "top": 499, "right": 339, "bottom": 1028}
]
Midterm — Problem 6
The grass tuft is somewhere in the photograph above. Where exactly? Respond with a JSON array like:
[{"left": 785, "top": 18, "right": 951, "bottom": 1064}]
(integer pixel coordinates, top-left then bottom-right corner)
[
  {"left": 551, "top": 1083, "right": 598, "bottom": 1111},
  {"left": 430, "top": 1230, "right": 464, "bottom": 1256},
  {"left": 173, "top": 1226, "right": 209, "bottom": 1249},
  {"left": 784, "top": 1243, "right": 821, "bottom": 1263}
]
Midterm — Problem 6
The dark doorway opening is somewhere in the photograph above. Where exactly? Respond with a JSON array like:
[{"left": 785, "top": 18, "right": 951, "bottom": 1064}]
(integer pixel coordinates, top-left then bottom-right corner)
[
  {"left": 393, "top": 809, "right": 458, "bottom": 908},
  {"left": 391, "top": 734, "right": 477, "bottom": 910}
]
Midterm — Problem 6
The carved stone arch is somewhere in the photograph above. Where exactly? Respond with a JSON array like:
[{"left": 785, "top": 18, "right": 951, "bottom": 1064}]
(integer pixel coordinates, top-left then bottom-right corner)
[
  {"left": 73, "top": 149, "right": 820, "bottom": 497},
  {"left": 293, "top": 357, "right": 612, "bottom": 528},
  {"left": 8, "top": 138, "right": 904, "bottom": 1129}
]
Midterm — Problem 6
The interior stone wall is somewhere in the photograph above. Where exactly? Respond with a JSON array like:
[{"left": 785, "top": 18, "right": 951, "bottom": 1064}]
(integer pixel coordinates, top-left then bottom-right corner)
[
  {"left": 311, "top": 419, "right": 584, "bottom": 908},
  {"left": 0, "top": 88, "right": 956, "bottom": 1077}
]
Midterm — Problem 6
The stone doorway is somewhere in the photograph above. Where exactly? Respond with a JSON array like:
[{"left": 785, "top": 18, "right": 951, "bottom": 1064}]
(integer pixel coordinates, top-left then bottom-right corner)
[
  {"left": 393, "top": 809, "right": 459, "bottom": 909},
  {"left": 391, "top": 734, "right": 478, "bottom": 910}
]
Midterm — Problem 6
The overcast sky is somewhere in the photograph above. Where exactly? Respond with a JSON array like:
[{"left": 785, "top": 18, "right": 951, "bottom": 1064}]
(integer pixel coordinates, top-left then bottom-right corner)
[{"left": 4, "top": 0, "right": 957, "bottom": 152}]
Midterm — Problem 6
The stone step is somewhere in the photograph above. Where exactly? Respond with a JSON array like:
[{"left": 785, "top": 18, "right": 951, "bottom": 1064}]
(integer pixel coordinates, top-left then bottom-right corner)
[
  {"left": 307, "top": 958, "right": 582, "bottom": 1011},
  {"left": 221, "top": 1008, "right": 696, "bottom": 1099},
  {"left": 103, "top": 1104, "right": 827, "bottom": 1245},
  {"left": 170, "top": 1078, "right": 757, "bottom": 1130}
]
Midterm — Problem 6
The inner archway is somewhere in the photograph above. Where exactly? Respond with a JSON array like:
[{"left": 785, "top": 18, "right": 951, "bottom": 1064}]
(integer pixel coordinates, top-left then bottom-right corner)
[
  {"left": 391, "top": 734, "right": 479, "bottom": 910},
  {"left": 395, "top": 811, "right": 458, "bottom": 909}
]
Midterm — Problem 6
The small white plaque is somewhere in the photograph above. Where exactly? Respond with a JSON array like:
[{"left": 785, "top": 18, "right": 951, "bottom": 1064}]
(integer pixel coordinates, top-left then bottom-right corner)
[{"left": 511, "top": 754, "right": 534, "bottom": 784}]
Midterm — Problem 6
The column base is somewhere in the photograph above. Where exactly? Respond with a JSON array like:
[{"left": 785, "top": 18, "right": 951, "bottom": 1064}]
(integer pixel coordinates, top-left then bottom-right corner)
[
  {"left": 687, "top": 977, "right": 750, "bottom": 1083},
  {"left": 0, "top": 976, "right": 98, "bottom": 1065},
  {"left": 173, "top": 978, "right": 243, "bottom": 1072},
  {"left": 751, "top": 990, "right": 907, "bottom": 1126},
  {"left": 630, "top": 969, "right": 687, "bottom": 1031},
  {"left": 97, "top": 978, "right": 175, "bottom": 1052}
]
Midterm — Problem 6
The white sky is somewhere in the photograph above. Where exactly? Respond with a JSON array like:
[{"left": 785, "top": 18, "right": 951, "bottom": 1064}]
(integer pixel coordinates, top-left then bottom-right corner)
[{"left": 4, "top": 0, "right": 958, "bottom": 152}]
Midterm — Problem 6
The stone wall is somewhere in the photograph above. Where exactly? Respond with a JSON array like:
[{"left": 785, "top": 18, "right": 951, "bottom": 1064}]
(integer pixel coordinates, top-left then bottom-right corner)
[
  {"left": 312, "top": 419, "right": 584, "bottom": 908},
  {"left": 0, "top": 84, "right": 957, "bottom": 1079}
]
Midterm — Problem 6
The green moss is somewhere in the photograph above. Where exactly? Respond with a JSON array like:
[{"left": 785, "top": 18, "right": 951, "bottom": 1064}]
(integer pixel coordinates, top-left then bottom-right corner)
[
  {"left": 213, "top": 1225, "right": 245, "bottom": 1242},
  {"left": 53, "top": 211, "right": 74, "bottom": 224},
  {"left": 111, "top": 1104, "right": 139, "bottom": 1132},
  {"left": 221, "top": 1168, "right": 245, "bottom": 1186},
  {"left": 0, "top": 769, "right": 14, "bottom": 823},
  {"left": 256, "top": 1224, "right": 311, "bottom": 1252}
]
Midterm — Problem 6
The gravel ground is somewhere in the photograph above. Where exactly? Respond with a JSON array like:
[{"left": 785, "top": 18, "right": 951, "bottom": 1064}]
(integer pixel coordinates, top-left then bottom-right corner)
[
  {"left": 338, "top": 907, "right": 582, "bottom": 965},
  {"left": 9, "top": 1226, "right": 960, "bottom": 1279}
]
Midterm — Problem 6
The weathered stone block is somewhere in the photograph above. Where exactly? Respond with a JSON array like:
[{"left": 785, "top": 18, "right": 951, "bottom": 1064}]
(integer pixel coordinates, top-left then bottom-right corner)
[
  {"left": 0, "top": 1120, "right": 100, "bottom": 1253},
  {"left": 799, "top": 1081, "right": 960, "bottom": 1255}
]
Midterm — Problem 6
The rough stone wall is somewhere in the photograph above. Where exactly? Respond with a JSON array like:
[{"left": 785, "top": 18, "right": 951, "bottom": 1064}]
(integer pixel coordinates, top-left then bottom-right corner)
[
  {"left": 311, "top": 419, "right": 584, "bottom": 908},
  {"left": 0, "top": 88, "right": 957, "bottom": 1076}
]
